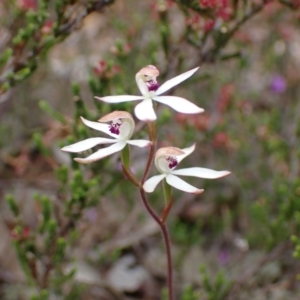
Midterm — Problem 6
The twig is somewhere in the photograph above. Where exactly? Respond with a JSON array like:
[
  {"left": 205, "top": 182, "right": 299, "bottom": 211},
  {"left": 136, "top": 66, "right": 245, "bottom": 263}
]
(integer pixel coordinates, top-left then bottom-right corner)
[{"left": 200, "top": 1, "right": 267, "bottom": 63}]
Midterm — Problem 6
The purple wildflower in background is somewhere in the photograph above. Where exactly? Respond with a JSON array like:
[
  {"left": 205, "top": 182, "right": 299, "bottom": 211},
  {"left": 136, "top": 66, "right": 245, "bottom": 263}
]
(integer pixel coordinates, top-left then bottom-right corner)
[
  {"left": 218, "top": 250, "right": 229, "bottom": 266},
  {"left": 84, "top": 208, "right": 98, "bottom": 223},
  {"left": 270, "top": 75, "right": 286, "bottom": 93}
]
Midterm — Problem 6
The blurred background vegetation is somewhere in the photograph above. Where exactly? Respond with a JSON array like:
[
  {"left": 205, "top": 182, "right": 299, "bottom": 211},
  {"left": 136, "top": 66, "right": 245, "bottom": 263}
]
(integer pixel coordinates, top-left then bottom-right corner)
[{"left": 1, "top": 0, "right": 300, "bottom": 299}]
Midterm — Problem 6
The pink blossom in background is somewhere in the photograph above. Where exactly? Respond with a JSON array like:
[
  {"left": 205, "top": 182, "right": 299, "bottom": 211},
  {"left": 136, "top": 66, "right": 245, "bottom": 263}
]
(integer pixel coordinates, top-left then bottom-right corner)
[
  {"left": 41, "top": 20, "right": 54, "bottom": 34},
  {"left": 17, "top": 0, "right": 37, "bottom": 11}
]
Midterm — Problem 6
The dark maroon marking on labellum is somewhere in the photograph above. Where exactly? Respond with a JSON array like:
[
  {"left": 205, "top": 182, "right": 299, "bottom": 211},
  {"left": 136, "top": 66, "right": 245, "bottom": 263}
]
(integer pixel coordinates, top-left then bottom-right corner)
[
  {"left": 109, "top": 120, "right": 122, "bottom": 135},
  {"left": 166, "top": 156, "right": 178, "bottom": 169},
  {"left": 146, "top": 80, "right": 159, "bottom": 92}
]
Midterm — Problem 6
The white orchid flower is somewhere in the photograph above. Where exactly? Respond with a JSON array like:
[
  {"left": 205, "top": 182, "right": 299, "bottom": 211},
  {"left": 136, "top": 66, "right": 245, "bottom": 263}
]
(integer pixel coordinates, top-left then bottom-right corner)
[
  {"left": 143, "top": 144, "right": 230, "bottom": 194},
  {"left": 61, "top": 111, "right": 151, "bottom": 164},
  {"left": 95, "top": 65, "right": 204, "bottom": 122}
]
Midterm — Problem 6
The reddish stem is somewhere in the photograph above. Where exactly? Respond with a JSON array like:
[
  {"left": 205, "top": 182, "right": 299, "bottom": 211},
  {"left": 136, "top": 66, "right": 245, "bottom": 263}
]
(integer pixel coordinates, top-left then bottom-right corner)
[
  {"left": 160, "top": 198, "right": 174, "bottom": 223},
  {"left": 137, "top": 121, "right": 174, "bottom": 299},
  {"left": 139, "top": 189, "right": 174, "bottom": 300},
  {"left": 161, "top": 222, "right": 174, "bottom": 300}
]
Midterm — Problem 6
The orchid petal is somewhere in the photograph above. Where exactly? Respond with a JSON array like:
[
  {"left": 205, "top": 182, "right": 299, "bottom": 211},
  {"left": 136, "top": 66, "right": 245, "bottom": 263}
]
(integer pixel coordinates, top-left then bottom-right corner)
[
  {"left": 95, "top": 95, "right": 144, "bottom": 103},
  {"left": 134, "top": 99, "right": 157, "bottom": 122},
  {"left": 155, "top": 67, "right": 199, "bottom": 95},
  {"left": 121, "top": 118, "right": 135, "bottom": 139},
  {"left": 143, "top": 174, "right": 166, "bottom": 193},
  {"left": 61, "top": 137, "right": 115, "bottom": 153},
  {"left": 118, "top": 120, "right": 133, "bottom": 140},
  {"left": 127, "top": 140, "right": 152, "bottom": 147},
  {"left": 166, "top": 174, "right": 204, "bottom": 194},
  {"left": 156, "top": 156, "right": 173, "bottom": 174},
  {"left": 74, "top": 141, "right": 126, "bottom": 164},
  {"left": 153, "top": 96, "right": 204, "bottom": 114},
  {"left": 176, "top": 144, "right": 196, "bottom": 164},
  {"left": 80, "top": 117, "right": 116, "bottom": 138},
  {"left": 172, "top": 167, "right": 231, "bottom": 179}
]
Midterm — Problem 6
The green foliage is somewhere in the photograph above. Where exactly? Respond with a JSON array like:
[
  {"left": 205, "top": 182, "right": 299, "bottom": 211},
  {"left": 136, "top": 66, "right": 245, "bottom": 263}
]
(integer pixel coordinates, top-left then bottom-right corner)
[
  {"left": 55, "top": 165, "right": 69, "bottom": 185},
  {"left": 0, "top": 48, "right": 12, "bottom": 67},
  {"left": 98, "top": 248, "right": 122, "bottom": 266},
  {"left": 181, "top": 285, "right": 201, "bottom": 300},
  {"left": 53, "top": 238, "right": 67, "bottom": 263},
  {"left": 30, "top": 290, "right": 49, "bottom": 300},
  {"left": 32, "top": 132, "right": 50, "bottom": 157},
  {"left": 200, "top": 266, "right": 232, "bottom": 300},
  {"left": 39, "top": 100, "right": 66, "bottom": 124},
  {"left": 2, "top": 0, "right": 300, "bottom": 299},
  {"left": 6, "top": 194, "right": 19, "bottom": 217},
  {"left": 292, "top": 235, "right": 300, "bottom": 259},
  {"left": 13, "top": 240, "right": 34, "bottom": 284},
  {"left": 172, "top": 219, "right": 203, "bottom": 246},
  {"left": 45, "top": 219, "right": 58, "bottom": 248},
  {"left": 35, "top": 195, "right": 52, "bottom": 233},
  {"left": 0, "top": 0, "right": 115, "bottom": 95}
]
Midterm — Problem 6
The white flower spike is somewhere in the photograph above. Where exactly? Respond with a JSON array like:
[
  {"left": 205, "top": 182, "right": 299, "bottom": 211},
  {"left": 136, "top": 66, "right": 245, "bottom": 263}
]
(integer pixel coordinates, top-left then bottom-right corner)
[
  {"left": 95, "top": 65, "right": 204, "bottom": 122},
  {"left": 143, "top": 144, "right": 230, "bottom": 194},
  {"left": 61, "top": 111, "right": 151, "bottom": 164}
]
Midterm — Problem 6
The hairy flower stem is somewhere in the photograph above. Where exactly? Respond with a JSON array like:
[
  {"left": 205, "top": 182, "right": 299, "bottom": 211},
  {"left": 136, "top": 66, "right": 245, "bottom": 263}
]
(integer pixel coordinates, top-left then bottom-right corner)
[
  {"left": 139, "top": 188, "right": 161, "bottom": 226},
  {"left": 139, "top": 189, "right": 174, "bottom": 300},
  {"left": 161, "top": 222, "right": 174, "bottom": 300},
  {"left": 142, "top": 122, "right": 157, "bottom": 184}
]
